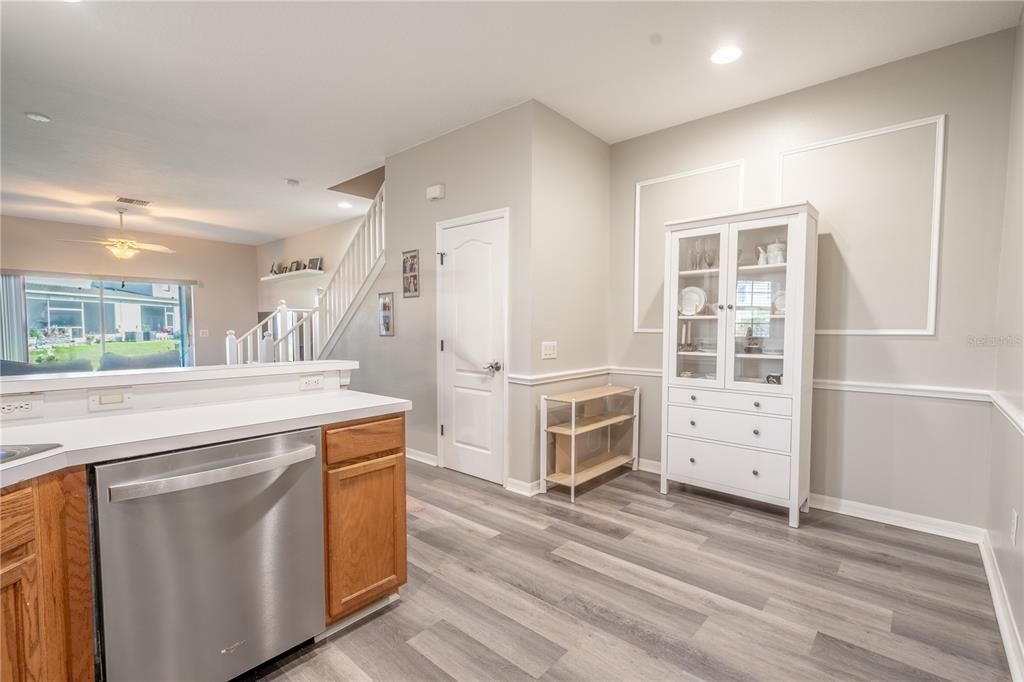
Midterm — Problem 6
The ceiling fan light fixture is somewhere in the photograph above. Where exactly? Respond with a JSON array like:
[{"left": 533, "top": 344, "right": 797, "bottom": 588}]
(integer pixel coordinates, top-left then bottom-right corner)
[{"left": 106, "top": 243, "right": 139, "bottom": 260}]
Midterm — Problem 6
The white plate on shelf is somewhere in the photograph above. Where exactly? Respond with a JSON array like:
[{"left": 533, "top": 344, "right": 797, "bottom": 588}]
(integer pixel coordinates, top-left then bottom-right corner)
[{"left": 678, "top": 287, "right": 707, "bottom": 316}]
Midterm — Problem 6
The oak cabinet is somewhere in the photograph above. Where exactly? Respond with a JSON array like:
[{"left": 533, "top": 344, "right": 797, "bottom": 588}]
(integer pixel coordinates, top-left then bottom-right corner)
[
  {"left": 323, "top": 414, "right": 407, "bottom": 623},
  {"left": 0, "top": 470, "right": 94, "bottom": 682}
]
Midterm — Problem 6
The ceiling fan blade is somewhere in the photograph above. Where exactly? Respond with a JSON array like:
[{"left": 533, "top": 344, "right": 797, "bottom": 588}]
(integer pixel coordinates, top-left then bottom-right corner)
[
  {"left": 58, "top": 239, "right": 114, "bottom": 246},
  {"left": 133, "top": 243, "right": 176, "bottom": 254}
]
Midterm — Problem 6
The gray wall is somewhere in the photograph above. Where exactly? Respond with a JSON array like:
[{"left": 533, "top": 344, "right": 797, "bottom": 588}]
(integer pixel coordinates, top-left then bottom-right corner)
[
  {"left": 987, "top": 17, "right": 1024, "bottom": 654},
  {"left": 0, "top": 214, "right": 257, "bottom": 365},
  {"left": 608, "top": 30, "right": 1018, "bottom": 525},
  {"left": 330, "top": 102, "right": 534, "bottom": 457}
]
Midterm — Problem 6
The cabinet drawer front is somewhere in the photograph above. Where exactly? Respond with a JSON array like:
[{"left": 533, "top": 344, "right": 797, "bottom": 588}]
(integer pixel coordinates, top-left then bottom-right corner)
[
  {"left": 325, "top": 414, "right": 404, "bottom": 466},
  {"left": 666, "top": 405, "right": 791, "bottom": 452},
  {"left": 0, "top": 487, "right": 35, "bottom": 558},
  {"left": 666, "top": 436, "right": 790, "bottom": 500},
  {"left": 668, "top": 387, "right": 792, "bottom": 416}
]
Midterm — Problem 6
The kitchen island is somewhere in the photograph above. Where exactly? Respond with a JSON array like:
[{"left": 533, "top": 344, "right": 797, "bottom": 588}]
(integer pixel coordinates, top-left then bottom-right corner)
[{"left": 0, "top": 361, "right": 411, "bottom": 681}]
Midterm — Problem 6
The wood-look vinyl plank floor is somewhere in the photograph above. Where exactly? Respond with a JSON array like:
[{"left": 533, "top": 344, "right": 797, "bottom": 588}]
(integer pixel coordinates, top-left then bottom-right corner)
[{"left": 254, "top": 462, "right": 1011, "bottom": 682}]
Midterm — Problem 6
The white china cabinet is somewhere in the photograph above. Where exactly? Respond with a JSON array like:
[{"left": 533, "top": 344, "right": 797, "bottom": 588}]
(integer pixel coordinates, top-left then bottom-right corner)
[{"left": 660, "top": 203, "right": 818, "bottom": 527}]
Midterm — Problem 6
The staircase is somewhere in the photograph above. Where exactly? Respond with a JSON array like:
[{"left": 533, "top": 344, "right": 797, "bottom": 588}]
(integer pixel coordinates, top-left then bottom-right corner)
[{"left": 225, "top": 184, "right": 385, "bottom": 364}]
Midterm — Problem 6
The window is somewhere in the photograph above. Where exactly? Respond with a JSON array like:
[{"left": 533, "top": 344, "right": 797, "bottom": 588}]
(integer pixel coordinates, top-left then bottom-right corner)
[
  {"left": 2, "top": 273, "right": 194, "bottom": 375},
  {"left": 734, "top": 279, "right": 773, "bottom": 339}
]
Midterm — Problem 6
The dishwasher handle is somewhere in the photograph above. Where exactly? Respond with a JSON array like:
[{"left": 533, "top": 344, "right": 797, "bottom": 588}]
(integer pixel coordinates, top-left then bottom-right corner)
[{"left": 108, "top": 444, "right": 317, "bottom": 502}]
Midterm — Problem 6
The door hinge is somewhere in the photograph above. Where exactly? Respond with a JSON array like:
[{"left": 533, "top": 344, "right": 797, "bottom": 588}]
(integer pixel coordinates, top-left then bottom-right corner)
[
  {"left": 440, "top": 339, "right": 445, "bottom": 351},
  {"left": 437, "top": 251, "right": 447, "bottom": 265},
  {"left": 440, "top": 424, "right": 445, "bottom": 436}
]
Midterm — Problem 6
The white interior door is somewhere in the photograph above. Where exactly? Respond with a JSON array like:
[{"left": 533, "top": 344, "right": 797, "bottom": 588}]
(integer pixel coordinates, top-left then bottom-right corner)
[{"left": 437, "top": 210, "right": 507, "bottom": 484}]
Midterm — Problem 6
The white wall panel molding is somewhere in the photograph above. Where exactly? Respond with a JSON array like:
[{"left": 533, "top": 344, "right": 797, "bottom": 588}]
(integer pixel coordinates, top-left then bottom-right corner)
[
  {"left": 506, "top": 366, "right": 610, "bottom": 386},
  {"left": 633, "top": 160, "right": 745, "bottom": 334},
  {"left": 777, "top": 115, "right": 946, "bottom": 336},
  {"left": 608, "top": 366, "right": 662, "bottom": 378},
  {"left": 812, "top": 378, "right": 990, "bottom": 402},
  {"left": 980, "top": 532, "right": 1024, "bottom": 682},
  {"left": 991, "top": 391, "right": 1024, "bottom": 436}
]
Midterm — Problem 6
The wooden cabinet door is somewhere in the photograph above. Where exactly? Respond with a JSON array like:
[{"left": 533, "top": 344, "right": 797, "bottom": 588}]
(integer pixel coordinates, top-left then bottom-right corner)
[
  {"left": 1, "top": 557, "right": 42, "bottom": 682},
  {"left": 325, "top": 453, "right": 407, "bottom": 621}
]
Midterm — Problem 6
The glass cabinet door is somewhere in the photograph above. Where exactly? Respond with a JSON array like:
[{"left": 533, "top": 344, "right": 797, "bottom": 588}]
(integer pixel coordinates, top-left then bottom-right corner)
[
  {"left": 725, "top": 217, "right": 793, "bottom": 392},
  {"left": 669, "top": 225, "right": 728, "bottom": 387}
]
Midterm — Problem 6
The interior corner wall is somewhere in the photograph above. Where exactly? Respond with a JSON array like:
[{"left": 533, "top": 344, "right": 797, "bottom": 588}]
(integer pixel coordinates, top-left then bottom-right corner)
[
  {"left": 0, "top": 214, "right": 257, "bottom": 366},
  {"left": 506, "top": 102, "right": 613, "bottom": 483},
  {"left": 987, "top": 16, "right": 1024, "bottom": 656},
  {"left": 608, "top": 30, "right": 1017, "bottom": 525},
  {"left": 328, "top": 102, "right": 534, "bottom": 457}
]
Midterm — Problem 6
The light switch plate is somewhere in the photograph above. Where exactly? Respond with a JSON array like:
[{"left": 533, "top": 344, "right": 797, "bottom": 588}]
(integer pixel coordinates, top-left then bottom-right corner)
[
  {"left": 541, "top": 341, "right": 558, "bottom": 360},
  {"left": 199, "top": 329, "right": 210, "bottom": 338}
]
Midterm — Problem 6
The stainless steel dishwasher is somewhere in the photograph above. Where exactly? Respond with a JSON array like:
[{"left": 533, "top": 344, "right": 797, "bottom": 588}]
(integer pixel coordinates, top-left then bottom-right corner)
[{"left": 94, "top": 428, "right": 325, "bottom": 682}]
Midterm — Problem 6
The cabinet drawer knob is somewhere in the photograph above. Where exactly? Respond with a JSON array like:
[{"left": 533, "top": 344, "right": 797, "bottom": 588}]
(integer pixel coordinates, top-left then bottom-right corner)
[
  {"left": 689, "top": 457, "right": 695, "bottom": 463},
  {"left": 717, "top": 304, "right": 725, "bottom": 311},
  {"left": 727, "top": 304, "right": 734, "bottom": 310},
  {"left": 753, "top": 401, "right": 761, "bottom": 408},
  {"left": 752, "top": 469, "right": 759, "bottom": 476},
  {"left": 689, "top": 420, "right": 696, "bottom": 427},
  {"left": 752, "top": 429, "right": 760, "bottom": 436},
  {"left": 690, "top": 394, "right": 697, "bottom": 401}
]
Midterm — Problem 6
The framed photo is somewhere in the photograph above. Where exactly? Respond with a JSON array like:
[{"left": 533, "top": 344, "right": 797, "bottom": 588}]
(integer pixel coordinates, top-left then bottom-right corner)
[
  {"left": 402, "top": 249, "right": 420, "bottom": 298},
  {"left": 378, "top": 292, "right": 394, "bottom": 336},
  {"left": 307, "top": 257, "right": 323, "bottom": 271},
  {"left": 288, "top": 260, "right": 303, "bottom": 272},
  {"left": 269, "top": 263, "right": 280, "bottom": 275}
]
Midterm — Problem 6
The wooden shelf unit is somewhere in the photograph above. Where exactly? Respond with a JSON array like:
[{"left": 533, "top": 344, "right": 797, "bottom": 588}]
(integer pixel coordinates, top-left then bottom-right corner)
[{"left": 539, "top": 385, "right": 639, "bottom": 502}]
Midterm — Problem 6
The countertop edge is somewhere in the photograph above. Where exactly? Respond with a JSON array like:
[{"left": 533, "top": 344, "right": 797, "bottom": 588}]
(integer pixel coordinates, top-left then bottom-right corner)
[{"left": 0, "top": 396, "right": 411, "bottom": 487}]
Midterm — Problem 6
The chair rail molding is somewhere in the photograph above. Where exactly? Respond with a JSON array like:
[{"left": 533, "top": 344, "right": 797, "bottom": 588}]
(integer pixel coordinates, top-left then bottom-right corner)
[
  {"left": 633, "top": 159, "right": 745, "bottom": 334},
  {"left": 776, "top": 114, "right": 946, "bottom": 336}
]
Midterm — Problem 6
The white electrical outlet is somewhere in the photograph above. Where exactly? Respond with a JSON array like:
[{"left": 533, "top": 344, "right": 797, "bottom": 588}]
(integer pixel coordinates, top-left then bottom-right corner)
[
  {"left": 300, "top": 374, "right": 324, "bottom": 391},
  {"left": 1012, "top": 508, "right": 1019, "bottom": 546},
  {"left": 541, "top": 341, "right": 558, "bottom": 360},
  {"left": 0, "top": 396, "right": 42, "bottom": 420}
]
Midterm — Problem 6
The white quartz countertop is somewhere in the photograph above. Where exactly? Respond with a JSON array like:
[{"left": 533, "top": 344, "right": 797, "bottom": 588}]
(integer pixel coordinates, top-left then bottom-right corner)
[
  {"left": 0, "top": 360, "right": 359, "bottom": 395},
  {"left": 0, "top": 389, "right": 410, "bottom": 486}
]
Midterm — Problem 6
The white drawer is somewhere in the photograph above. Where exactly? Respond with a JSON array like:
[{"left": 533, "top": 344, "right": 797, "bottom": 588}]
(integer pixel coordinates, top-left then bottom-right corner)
[
  {"left": 666, "top": 436, "right": 790, "bottom": 500},
  {"left": 666, "top": 404, "right": 791, "bottom": 452},
  {"left": 668, "top": 387, "right": 792, "bottom": 416}
]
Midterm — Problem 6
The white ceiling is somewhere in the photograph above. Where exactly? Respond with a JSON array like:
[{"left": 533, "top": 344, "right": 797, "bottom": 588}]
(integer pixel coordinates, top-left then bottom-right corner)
[{"left": 2, "top": 1, "right": 1020, "bottom": 244}]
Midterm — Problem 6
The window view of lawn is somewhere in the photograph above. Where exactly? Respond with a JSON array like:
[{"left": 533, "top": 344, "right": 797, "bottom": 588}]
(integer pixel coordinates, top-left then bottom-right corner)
[{"left": 29, "top": 340, "right": 180, "bottom": 371}]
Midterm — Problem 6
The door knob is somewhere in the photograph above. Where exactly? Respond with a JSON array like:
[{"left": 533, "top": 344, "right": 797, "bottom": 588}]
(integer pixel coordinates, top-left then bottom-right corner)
[{"left": 483, "top": 361, "right": 503, "bottom": 376}]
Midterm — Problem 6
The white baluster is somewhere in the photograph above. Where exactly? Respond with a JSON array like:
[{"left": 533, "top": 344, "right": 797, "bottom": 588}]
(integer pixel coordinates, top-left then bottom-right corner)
[
  {"left": 225, "top": 330, "right": 237, "bottom": 365},
  {"left": 261, "top": 330, "right": 274, "bottom": 363}
]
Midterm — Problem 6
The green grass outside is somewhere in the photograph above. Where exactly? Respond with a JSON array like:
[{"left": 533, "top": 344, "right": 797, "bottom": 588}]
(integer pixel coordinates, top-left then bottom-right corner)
[{"left": 29, "top": 340, "right": 179, "bottom": 371}]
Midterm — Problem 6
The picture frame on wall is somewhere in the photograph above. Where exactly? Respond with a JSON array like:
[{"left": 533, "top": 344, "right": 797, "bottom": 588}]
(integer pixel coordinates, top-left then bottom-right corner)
[
  {"left": 307, "top": 257, "right": 323, "bottom": 271},
  {"left": 288, "top": 260, "right": 303, "bottom": 272},
  {"left": 378, "top": 292, "right": 394, "bottom": 336},
  {"left": 402, "top": 249, "right": 420, "bottom": 298}
]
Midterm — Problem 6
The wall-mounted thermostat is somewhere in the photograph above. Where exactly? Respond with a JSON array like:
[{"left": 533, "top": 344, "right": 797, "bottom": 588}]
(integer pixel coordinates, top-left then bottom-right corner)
[{"left": 426, "top": 184, "right": 445, "bottom": 201}]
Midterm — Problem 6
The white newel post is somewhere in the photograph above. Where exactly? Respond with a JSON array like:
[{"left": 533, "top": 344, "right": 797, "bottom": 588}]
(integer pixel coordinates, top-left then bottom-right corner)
[{"left": 225, "top": 330, "right": 237, "bottom": 365}]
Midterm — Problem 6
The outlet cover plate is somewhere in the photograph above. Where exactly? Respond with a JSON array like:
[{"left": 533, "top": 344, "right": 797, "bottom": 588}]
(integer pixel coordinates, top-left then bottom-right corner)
[
  {"left": 300, "top": 374, "right": 324, "bottom": 391},
  {"left": 0, "top": 396, "right": 43, "bottom": 421}
]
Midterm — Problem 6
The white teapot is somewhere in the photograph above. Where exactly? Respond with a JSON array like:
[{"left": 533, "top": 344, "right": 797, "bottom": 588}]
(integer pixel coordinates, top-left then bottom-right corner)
[{"left": 767, "top": 240, "right": 786, "bottom": 264}]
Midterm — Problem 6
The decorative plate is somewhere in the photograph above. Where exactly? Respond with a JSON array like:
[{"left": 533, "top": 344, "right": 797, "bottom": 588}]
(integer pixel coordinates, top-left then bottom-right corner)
[
  {"left": 773, "top": 291, "right": 787, "bottom": 314},
  {"left": 678, "top": 287, "right": 707, "bottom": 316}
]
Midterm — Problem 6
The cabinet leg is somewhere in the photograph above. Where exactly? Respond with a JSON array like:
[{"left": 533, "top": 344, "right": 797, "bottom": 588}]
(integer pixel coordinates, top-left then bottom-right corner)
[
  {"left": 800, "top": 497, "right": 809, "bottom": 513},
  {"left": 660, "top": 478, "right": 668, "bottom": 495},
  {"left": 789, "top": 505, "right": 800, "bottom": 528}
]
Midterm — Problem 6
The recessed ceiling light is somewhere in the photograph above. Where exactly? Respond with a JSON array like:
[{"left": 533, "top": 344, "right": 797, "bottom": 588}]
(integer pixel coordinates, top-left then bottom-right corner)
[
  {"left": 337, "top": 201, "right": 353, "bottom": 209},
  {"left": 25, "top": 112, "right": 52, "bottom": 123},
  {"left": 711, "top": 46, "right": 742, "bottom": 65}
]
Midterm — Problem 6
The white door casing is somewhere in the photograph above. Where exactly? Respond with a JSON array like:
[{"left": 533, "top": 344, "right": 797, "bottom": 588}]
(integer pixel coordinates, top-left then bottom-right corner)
[{"left": 436, "top": 209, "right": 509, "bottom": 485}]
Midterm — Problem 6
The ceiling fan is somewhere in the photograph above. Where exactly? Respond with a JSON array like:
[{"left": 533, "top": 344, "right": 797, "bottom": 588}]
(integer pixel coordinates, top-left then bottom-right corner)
[{"left": 61, "top": 208, "right": 176, "bottom": 260}]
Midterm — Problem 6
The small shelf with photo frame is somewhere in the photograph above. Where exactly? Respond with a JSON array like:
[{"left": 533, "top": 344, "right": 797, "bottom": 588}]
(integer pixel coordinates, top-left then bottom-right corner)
[{"left": 261, "top": 256, "right": 325, "bottom": 282}]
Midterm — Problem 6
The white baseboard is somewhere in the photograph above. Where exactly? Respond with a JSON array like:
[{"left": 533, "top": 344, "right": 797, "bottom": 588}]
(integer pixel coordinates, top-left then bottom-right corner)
[
  {"left": 808, "top": 493, "right": 986, "bottom": 543},
  {"left": 637, "top": 457, "right": 660, "bottom": 474},
  {"left": 980, "top": 532, "right": 1024, "bottom": 681},
  {"left": 504, "top": 477, "right": 541, "bottom": 497},
  {"left": 406, "top": 448, "right": 438, "bottom": 467}
]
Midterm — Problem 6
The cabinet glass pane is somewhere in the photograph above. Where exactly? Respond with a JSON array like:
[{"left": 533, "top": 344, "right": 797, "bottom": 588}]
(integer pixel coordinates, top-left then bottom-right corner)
[
  {"left": 732, "top": 224, "right": 787, "bottom": 386},
  {"left": 676, "top": 232, "right": 722, "bottom": 381}
]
